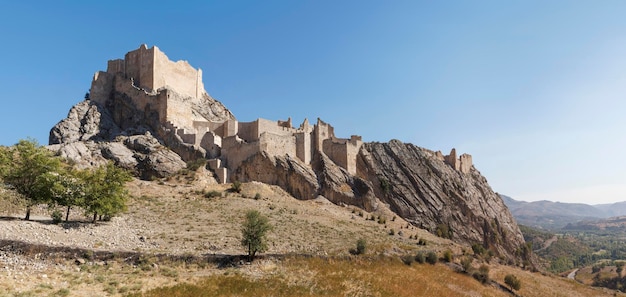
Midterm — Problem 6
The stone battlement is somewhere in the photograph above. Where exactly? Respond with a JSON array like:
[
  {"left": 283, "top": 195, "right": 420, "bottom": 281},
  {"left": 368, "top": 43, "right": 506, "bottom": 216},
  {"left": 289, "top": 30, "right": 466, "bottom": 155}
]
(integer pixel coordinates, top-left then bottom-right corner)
[{"left": 89, "top": 45, "right": 365, "bottom": 183}]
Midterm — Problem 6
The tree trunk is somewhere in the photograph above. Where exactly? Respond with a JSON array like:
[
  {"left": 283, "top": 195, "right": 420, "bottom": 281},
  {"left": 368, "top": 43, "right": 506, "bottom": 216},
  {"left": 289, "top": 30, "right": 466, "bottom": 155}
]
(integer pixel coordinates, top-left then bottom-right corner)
[
  {"left": 92, "top": 212, "right": 97, "bottom": 223},
  {"left": 65, "top": 206, "right": 71, "bottom": 222},
  {"left": 25, "top": 207, "right": 31, "bottom": 221}
]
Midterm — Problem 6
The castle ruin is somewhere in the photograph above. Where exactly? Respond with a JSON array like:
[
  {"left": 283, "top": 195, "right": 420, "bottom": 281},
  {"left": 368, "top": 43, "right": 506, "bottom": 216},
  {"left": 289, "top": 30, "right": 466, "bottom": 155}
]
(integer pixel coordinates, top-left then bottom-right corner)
[{"left": 89, "top": 45, "right": 364, "bottom": 183}]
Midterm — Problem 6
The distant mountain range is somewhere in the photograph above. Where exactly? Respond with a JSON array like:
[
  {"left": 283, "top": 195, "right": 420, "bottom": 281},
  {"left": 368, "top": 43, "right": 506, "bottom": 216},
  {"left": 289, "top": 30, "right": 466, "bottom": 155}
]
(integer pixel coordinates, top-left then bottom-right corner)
[{"left": 500, "top": 194, "right": 626, "bottom": 230}]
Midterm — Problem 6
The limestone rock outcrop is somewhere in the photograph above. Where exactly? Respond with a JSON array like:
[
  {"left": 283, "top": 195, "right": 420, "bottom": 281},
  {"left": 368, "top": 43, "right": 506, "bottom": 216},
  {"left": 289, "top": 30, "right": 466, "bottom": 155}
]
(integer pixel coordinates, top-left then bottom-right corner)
[
  {"left": 234, "top": 152, "right": 320, "bottom": 200},
  {"left": 357, "top": 140, "right": 525, "bottom": 259}
]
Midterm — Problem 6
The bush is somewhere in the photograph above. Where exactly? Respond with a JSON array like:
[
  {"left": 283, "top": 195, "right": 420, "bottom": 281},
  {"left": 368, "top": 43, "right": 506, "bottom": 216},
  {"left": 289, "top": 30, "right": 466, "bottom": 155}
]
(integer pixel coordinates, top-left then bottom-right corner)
[
  {"left": 418, "top": 238, "right": 427, "bottom": 246},
  {"left": 426, "top": 251, "right": 438, "bottom": 265},
  {"left": 472, "top": 243, "right": 486, "bottom": 256},
  {"left": 230, "top": 181, "right": 242, "bottom": 193},
  {"left": 504, "top": 274, "right": 521, "bottom": 291},
  {"left": 254, "top": 193, "right": 261, "bottom": 200},
  {"left": 415, "top": 252, "right": 426, "bottom": 264},
  {"left": 186, "top": 158, "right": 207, "bottom": 171},
  {"left": 461, "top": 256, "right": 473, "bottom": 273},
  {"left": 204, "top": 190, "right": 221, "bottom": 198},
  {"left": 401, "top": 254, "right": 414, "bottom": 266},
  {"left": 389, "top": 229, "right": 395, "bottom": 235},
  {"left": 436, "top": 224, "right": 452, "bottom": 239},
  {"left": 51, "top": 210, "right": 63, "bottom": 224},
  {"left": 377, "top": 216, "right": 386, "bottom": 224},
  {"left": 355, "top": 238, "right": 367, "bottom": 255},
  {"left": 473, "top": 265, "right": 490, "bottom": 284},
  {"left": 443, "top": 249, "right": 453, "bottom": 262}
]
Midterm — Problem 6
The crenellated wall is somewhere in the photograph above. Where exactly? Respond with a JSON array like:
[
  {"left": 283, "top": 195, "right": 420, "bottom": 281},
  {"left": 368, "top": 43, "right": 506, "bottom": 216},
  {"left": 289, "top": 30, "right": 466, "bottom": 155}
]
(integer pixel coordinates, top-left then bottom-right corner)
[
  {"left": 90, "top": 45, "right": 369, "bottom": 183},
  {"left": 444, "top": 148, "right": 473, "bottom": 174}
]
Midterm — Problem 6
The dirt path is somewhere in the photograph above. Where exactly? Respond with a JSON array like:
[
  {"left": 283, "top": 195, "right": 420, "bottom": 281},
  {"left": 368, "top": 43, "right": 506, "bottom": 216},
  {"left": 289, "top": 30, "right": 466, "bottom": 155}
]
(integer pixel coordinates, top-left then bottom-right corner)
[
  {"left": 567, "top": 268, "right": 579, "bottom": 280},
  {"left": 534, "top": 235, "right": 557, "bottom": 252}
]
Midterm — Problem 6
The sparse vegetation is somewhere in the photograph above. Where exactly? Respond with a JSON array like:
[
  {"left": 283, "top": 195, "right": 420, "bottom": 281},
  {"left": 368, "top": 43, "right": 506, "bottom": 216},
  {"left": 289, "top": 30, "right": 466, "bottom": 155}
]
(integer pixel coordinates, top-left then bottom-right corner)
[
  {"left": 186, "top": 158, "right": 207, "bottom": 171},
  {"left": 231, "top": 181, "right": 242, "bottom": 193},
  {"left": 436, "top": 223, "right": 453, "bottom": 239},
  {"left": 504, "top": 274, "right": 521, "bottom": 291},
  {"left": 443, "top": 249, "right": 453, "bottom": 262},
  {"left": 473, "top": 264, "right": 490, "bottom": 284},
  {"left": 204, "top": 190, "right": 221, "bottom": 198},
  {"left": 353, "top": 238, "right": 367, "bottom": 255},
  {"left": 426, "top": 251, "right": 438, "bottom": 265},
  {"left": 415, "top": 252, "right": 426, "bottom": 264}
]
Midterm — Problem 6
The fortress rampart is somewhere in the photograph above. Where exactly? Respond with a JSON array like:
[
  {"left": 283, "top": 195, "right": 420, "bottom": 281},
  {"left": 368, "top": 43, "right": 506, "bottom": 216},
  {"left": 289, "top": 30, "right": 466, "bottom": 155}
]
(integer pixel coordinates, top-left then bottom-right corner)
[{"left": 89, "top": 45, "right": 368, "bottom": 183}]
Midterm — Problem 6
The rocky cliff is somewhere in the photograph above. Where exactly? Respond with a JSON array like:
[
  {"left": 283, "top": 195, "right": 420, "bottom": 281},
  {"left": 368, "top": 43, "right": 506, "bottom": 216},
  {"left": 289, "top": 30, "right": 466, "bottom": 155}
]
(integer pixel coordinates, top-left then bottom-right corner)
[{"left": 357, "top": 140, "right": 526, "bottom": 260}]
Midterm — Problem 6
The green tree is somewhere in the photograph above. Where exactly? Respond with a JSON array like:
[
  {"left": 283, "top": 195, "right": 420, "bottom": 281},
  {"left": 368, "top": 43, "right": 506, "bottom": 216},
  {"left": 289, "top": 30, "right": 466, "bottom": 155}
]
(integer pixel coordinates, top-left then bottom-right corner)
[
  {"left": 3, "top": 139, "right": 61, "bottom": 220},
  {"left": 81, "top": 163, "right": 131, "bottom": 223},
  {"left": 0, "top": 145, "right": 10, "bottom": 178},
  {"left": 241, "top": 210, "right": 272, "bottom": 261},
  {"left": 41, "top": 169, "right": 85, "bottom": 222},
  {"left": 504, "top": 274, "right": 521, "bottom": 291}
]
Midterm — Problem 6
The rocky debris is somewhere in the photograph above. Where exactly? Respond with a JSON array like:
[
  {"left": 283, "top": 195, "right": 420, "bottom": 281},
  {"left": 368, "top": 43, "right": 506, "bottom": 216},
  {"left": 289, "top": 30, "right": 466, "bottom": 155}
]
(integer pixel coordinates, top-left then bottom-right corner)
[{"left": 357, "top": 140, "right": 525, "bottom": 260}]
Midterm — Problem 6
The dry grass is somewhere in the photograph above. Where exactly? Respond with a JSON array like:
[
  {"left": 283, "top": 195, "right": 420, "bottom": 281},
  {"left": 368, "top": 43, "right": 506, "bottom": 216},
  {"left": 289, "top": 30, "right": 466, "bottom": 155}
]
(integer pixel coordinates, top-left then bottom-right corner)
[{"left": 133, "top": 257, "right": 510, "bottom": 297}]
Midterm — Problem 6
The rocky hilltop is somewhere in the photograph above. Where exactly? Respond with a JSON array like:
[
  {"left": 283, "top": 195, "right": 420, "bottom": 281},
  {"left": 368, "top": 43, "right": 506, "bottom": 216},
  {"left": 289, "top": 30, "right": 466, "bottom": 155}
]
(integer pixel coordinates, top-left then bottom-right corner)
[{"left": 49, "top": 45, "right": 527, "bottom": 261}]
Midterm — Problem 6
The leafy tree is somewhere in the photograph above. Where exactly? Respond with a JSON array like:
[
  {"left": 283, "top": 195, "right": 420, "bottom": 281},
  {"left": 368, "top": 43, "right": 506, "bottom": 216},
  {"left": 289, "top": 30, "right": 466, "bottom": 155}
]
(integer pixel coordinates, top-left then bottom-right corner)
[
  {"left": 241, "top": 210, "right": 272, "bottom": 261},
  {"left": 81, "top": 163, "right": 132, "bottom": 223},
  {"left": 0, "top": 145, "right": 10, "bottom": 178},
  {"left": 41, "top": 169, "right": 85, "bottom": 222},
  {"left": 3, "top": 139, "right": 61, "bottom": 220},
  {"left": 504, "top": 274, "right": 521, "bottom": 291}
]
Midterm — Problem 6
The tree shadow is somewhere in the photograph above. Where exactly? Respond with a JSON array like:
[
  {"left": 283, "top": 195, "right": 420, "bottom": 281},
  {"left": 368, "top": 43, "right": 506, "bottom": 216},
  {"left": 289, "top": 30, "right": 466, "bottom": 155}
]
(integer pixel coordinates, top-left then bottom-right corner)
[{"left": 0, "top": 215, "right": 101, "bottom": 229}]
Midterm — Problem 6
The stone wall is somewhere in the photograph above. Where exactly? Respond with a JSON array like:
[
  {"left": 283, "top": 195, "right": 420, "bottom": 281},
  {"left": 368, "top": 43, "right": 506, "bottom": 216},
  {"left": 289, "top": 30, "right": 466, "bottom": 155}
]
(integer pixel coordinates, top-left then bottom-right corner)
[
  {"left": 260, "top": 132, "right": 297, "bottom": 159},
  {"left": 105, "top": 44, "right": 205, "bottom": 101},
  {"left": 322, "top": 135, "right": 362, "bottom": 175},
  {"left": 459, "top": 154, "right": 473, "bottom": 174}
]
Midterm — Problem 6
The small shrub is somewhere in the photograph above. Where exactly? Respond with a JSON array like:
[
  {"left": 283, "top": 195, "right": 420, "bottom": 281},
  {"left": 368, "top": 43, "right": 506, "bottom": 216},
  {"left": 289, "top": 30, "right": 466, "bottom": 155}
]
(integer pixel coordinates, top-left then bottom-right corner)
[
  {"left": 358, "top": 211, "right": 363, "bottom": 217},
  {"left": 426, "top": 251, "right": 438, "bottom": 265},
  {"left": 378, "top": 216, "right": 386, "bottom": 224},
  {"left": 230, "top": 181, "right": 242, "bottom": 193},
  {"left": 415, "top": 252, "right": 426, "bottom": 264},
  {"left": 354, "top": 238, "right": 367, "bottom": 255},
  {"left": 254, "top": 193, "right": 261, "bottom": 200},
  {"left": 379, "top": 178, "right": 391, "bottom": 194},
  {"left": 389, "top": 229, "right": 395, "bottom": 235},
  {"left": 51, "top": 210, "right": 63, "bottom": 224},
  {"left": 204, "top": 190, "right": 221, "bottom": 198},
  {"left": 473, "top": 265, "right": 490, "bottom": 284},
  {"left": 504, "top": 274, "right": 521, "bottom": 291},
  {"left": 472, "top": 243, "right": 486, "bottom": 256},
  {"left": 443, "top": 249, "right": 453, "bottom": 262},
  {"left": 401, "top": 254, "right": 414, "bottom": 266},
  {"left": 461, "top": 256, "right": 473, "bottom": 273},
  {"left": 392, "top": 216, "right": 396, "bottom": 221},
  {"left": 186, "top": 158, "right": 207, "bottom": 171},
  {"left": 418, "top": 238, "right": 427, "bottom": 246},
  {"left": 436, "top": 223, "right": 452, "bottom": 239},
  {"left": 53, "top": 288, "right": 71, "bottom": 297}
]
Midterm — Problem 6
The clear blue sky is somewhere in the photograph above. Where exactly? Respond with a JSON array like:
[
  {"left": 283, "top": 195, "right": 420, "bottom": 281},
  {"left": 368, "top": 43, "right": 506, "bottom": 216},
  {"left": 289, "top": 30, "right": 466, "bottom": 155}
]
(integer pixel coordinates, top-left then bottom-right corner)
[{"left": 1, "top": 1, "right": 625, "bottom": 204}]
